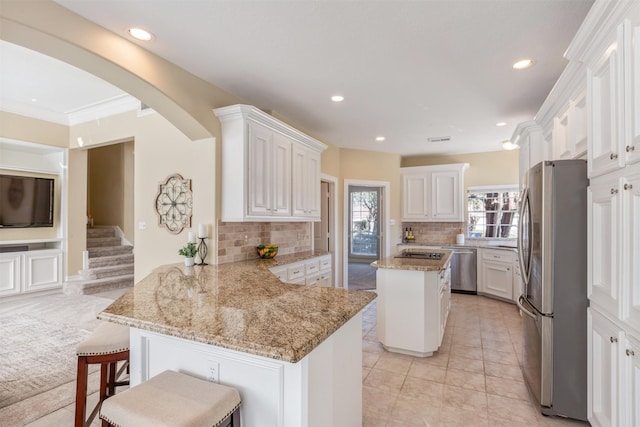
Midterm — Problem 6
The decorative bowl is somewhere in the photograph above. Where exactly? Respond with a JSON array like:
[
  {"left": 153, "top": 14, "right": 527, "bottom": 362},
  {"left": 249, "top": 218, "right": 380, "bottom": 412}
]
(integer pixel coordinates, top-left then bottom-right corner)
[{"left": 257, "top": 244, "right": 278, "bottom": 259}]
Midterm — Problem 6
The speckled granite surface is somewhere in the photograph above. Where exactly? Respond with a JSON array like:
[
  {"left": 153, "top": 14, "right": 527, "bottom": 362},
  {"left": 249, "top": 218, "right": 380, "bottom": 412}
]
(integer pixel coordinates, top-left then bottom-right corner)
[
  {"left": 98, "top": 252, "right": 375, "bottom": 363},
  {"left": 372, "top": 249, "right": 452, "bottom": 271}
]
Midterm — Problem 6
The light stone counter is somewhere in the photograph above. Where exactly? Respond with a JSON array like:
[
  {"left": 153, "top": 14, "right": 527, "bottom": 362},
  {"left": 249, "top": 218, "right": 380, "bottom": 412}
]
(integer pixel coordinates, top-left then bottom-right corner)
[
  {"left": 98, "top": 253, "right": 375, "bottom": 363},
  {"left": 372, "top": 249, "right": 452, "bottom": 271}
]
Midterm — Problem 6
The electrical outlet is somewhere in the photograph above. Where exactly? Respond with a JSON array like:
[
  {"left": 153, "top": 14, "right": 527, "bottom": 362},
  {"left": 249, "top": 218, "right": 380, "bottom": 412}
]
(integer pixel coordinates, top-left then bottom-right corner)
[{"left": 207, "top": 360, "right": 219, "bottom": 383}]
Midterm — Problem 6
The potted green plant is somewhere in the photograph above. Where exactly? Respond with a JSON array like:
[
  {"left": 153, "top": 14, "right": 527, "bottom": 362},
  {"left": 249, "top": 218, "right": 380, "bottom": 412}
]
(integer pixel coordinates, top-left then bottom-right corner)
[{"left": 178, "top": 242, "right": 198, "bottom": 267}]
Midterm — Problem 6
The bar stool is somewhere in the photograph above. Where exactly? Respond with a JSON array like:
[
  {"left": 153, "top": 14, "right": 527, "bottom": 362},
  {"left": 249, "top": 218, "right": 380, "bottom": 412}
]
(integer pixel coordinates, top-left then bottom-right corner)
[
  {"left": 75, "top": 322, "right": 130, "bottom": 427},
  {"left": 100, "top": 370, "right": 241, "bottom": 427}
]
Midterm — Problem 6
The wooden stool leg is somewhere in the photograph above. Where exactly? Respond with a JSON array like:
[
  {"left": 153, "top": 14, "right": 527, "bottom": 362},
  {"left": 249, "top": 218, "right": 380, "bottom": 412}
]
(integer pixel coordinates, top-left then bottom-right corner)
[
  {"left": 231, "top": 407, "right": 241, "bottom": 427},
  {"left": 100, "top": 363, "right": 108, "bottom": 403},
  {"left": 108, "top": 362, "right": 116, "bottom": 396},
  {"left": 75, "top": 356, "right": 88, "bottom": 427}
]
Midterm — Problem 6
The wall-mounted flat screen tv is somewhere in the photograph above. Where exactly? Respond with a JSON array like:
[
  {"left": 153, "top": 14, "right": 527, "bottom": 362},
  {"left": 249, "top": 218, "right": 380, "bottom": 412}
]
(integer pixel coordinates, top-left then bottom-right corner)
[{"left": 0, "top": 174, "right": 54, "bottom": 228}]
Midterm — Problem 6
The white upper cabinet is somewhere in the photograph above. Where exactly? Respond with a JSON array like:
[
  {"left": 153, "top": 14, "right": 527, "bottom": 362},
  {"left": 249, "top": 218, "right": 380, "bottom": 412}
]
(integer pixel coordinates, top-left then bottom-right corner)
[
  {"left": 570, "top": 89, "right": 589, "bottom": 158},
  {"left": 622, "top": 166, "right": 640, "bottom": 334},
  {"left": 625, "top": 12, "right": 640, "bottom": 165},
  {"left": 292, "top": 145, "right": 321, "bottom": 219},
  {"left": 588, "top": 22, "right": 626, "bottom": 178},
  {"left": 553, "top": 104, "right": 572, "bottom": 159},
  {"left": 512, "top": 121, "right": 545, "bottom": 190},
  {"left": 214, "top": 105, "right": 326, "bottom": 222},
  {"left": 401, "top": 164, "right": 468, "bottom": 222}
]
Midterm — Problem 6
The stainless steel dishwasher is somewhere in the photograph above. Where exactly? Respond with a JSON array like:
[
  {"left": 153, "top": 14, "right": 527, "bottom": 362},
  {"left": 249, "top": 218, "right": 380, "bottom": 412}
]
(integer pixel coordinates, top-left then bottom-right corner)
[{"left": 441, "top": 247, "right": 477, "bottom": 294}]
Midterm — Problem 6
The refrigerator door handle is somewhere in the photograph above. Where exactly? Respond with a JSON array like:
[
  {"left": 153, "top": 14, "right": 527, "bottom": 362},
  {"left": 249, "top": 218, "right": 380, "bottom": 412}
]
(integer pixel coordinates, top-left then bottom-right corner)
[
  {"left": 517, "top": 295, "right": 537, "bottom": 320},
  {"left": 517, "top": 187, "right": 531, "bottom": 289}
]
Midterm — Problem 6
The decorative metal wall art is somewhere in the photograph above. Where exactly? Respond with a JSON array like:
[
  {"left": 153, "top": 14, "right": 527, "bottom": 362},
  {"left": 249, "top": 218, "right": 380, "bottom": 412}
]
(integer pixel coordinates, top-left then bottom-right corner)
[{"left": 154, "top": 174, "right": 193, "bottom": 234}]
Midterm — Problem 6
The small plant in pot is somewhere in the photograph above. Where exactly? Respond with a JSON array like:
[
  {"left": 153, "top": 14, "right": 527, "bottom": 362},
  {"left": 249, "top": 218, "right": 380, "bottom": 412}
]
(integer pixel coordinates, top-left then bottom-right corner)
[{"left": 178, "top": 242, "right": 198, "bottom": 267}]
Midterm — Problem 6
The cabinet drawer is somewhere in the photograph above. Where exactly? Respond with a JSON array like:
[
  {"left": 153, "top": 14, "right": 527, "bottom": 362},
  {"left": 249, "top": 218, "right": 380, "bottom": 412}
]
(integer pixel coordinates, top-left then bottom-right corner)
[
  {"left": 305, "top": 260, "right": 320, "bottom": 275},
  {"left": 269, "top": 265, "right": 287, "bottom": 282},
  {"left": 482, "top": 248, "right": 515, "bottom": 263},
  {"left": 287, "top": 262, "right": 306, "bottom": 281},
  {"left": 319, "top": 255, "right": 331, "bottom": 271}
]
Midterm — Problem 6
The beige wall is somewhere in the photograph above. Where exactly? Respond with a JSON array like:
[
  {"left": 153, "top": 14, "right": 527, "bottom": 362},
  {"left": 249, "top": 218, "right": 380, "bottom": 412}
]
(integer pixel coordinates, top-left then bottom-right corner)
[
  {"left": 70, "top": 110, "right": 216, "bottom": 281},
  {"left": 67, "top": 149, "right": 88, "bottom": 275},
  {"left": 401, "top": 150, "right": 519, "bottom": 188},
  {"left": 89, "top": 143, "right": 125, "bottom": 230},
  {"left": 0, "top": 111, "right": 68, "bottom": 147}
]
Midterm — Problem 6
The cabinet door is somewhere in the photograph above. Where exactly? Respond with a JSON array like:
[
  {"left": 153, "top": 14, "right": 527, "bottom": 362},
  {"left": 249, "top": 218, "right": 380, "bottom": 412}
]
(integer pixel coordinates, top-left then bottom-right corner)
[
  {"left": 588, "top": 176, "right": 622, "bottom": 318},
  {"left": 24, "top": 250, "right": 62, "bottom": 292},
  {"left": 292, "top": 145, "right": 321, "bottom": 219},
  {"left": 588, "top": 309, "right": 622, "bottom": 427},
  {"left": 623, "top": 170, "right": 640, "bottom": 331},
  {"left": 553, "top": 105, "right": 571, "bottom": 160},
  {"left": 518, "top": 135, "right": 530, "bottom": 190},
  {"left": 272, "top": 134, "right": 291, "bottom": 217},
  {"left": 622, "top": 334, "right": 640, "bottom": 427},
  {"left": 431, "top": 170, "right": 461, "bottom": 221},
  {"left": 626, "top": 15, "right": 640, "bottom": 165},
  {"left": 0, "top": 252, "right": 22, "bottom": 296},
  {"left": 570, "top": 90, "right": 588, "bottom": 158},
  {"left": 588, "top": 24, "right": 625, "bottom": 178},
  {"left": 402, "top": 174, "right": 429, "bottom": 220},
  {"left": 248, "top": 123, "right": 274, "bottom": 216},
  {"left": 481, "top": 260, "right": 512, "bottom": 300}
]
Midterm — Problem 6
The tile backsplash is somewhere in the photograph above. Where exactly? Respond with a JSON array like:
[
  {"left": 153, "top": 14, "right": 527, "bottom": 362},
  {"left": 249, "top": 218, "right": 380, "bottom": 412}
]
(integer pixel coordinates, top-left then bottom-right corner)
[
  {"left": 217, "top": 221, "right": 311, "bottom": 264},
  {"left": 401, "top": 222, "right": 465, "bottom": 245}
]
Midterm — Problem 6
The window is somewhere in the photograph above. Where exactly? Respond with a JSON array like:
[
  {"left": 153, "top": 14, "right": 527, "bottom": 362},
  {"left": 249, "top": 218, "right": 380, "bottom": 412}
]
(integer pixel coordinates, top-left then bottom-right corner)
[{"left": 467, "top": 185, "right": 519, "bottom": 239}]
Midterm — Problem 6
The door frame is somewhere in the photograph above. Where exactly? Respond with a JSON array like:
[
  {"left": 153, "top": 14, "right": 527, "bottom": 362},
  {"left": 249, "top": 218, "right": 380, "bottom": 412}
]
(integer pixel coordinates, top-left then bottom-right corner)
[
  {"left": 343, "top": 179, "right": 390, "bottom": 289},
  {"left": 320, "top": 174, "right": 339, "bottom": 287}
]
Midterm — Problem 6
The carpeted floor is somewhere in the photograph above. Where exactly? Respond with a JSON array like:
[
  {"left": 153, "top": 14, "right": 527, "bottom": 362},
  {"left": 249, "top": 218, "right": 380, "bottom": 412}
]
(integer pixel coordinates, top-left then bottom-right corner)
[{"left": 0, "top": 314, "right": 92, "bottom": 408}]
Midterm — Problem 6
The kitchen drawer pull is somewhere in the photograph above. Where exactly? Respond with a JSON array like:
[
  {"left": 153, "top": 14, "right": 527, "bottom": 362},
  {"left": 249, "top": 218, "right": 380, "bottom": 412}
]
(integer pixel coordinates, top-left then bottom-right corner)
[
  {"left": 626, "top": 349, "right": 635, "bottom": 357},
  {"left": 610, "top": 336, "right": 618, "bottom": 343},
  {"left": 627, "top": 145, "right": 636, "bottom": 152},
  {"left": 293, "top": 270, "right": 301, "bottom": 274},
  {"left": 611, "top": 188, "right": 618, "bottom": 195},
  {"left": 624, "top": 183, "right": 633, "bottom": 191},
  {"left": 610, "top": 153, "right": 618, "bottom": 160}
]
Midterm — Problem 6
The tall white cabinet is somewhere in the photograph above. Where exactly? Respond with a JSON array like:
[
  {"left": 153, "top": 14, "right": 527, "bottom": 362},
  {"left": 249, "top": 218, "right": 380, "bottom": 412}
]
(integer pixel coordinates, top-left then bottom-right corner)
[{"left": 214, "top": 104, "right": 327, "bottom": 222}]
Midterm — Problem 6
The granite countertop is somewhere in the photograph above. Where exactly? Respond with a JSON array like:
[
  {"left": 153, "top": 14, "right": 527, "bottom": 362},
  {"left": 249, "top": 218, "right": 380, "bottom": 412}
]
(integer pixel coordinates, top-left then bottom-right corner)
[
  {"left": 398, "top": 242, "right": 517, "bottom": 252},
  {"left": 98, "top": 252, "right": 375, "bottom": 364},
  {"left": 372, "top": 249, "right": 452, "bottom": 271}
]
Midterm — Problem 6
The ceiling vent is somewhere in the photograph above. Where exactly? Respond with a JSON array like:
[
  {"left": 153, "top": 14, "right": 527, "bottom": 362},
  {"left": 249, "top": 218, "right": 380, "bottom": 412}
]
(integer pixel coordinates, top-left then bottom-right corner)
[{"left": 427, "top": 136, "right": 451, "bottom": 143}]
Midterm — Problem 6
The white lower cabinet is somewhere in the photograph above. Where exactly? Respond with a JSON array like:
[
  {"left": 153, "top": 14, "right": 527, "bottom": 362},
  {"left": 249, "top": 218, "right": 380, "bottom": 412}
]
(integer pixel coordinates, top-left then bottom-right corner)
[
  {"left": 478, "top": 248, "right": 514, "bottom": 301},
  {"left": 270, "top": 254, "right": 332, "bottom": 287},
  {"left": 588, "top": 308, "right": 640, "bottom": 427},
  {"left": 0, "top": 249, "right": 63, "bottom": 297}
]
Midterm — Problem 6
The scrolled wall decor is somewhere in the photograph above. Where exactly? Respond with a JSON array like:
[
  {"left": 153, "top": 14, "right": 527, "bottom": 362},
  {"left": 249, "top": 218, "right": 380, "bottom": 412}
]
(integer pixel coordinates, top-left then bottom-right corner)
[{"left": 154, "top": 174, "right": 193, "bottom": 234}]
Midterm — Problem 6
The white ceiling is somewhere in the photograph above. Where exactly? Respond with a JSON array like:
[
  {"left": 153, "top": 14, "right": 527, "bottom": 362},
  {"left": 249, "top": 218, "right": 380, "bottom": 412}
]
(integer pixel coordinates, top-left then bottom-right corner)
[{"left": 2, "top": 0, "right": 594, "bottom": 156}]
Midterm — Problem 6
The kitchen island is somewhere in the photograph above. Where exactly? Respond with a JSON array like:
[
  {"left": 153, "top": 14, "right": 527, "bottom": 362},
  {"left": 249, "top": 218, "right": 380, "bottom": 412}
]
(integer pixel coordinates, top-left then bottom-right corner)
[
  {"left": 98, "top": 253, "right": 375, "bottom": 427},
  {"left": 373, "top": 249, "right": 452, "bottom": 357}
]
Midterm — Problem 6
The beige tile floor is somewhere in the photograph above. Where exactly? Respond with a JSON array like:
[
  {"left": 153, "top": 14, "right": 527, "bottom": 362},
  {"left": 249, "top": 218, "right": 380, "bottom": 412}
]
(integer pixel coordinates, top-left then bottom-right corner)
[
  {"left": 361, "top": 293, "right": 589, "bottom": 427},
  {"left": 5, "top": 290, "right": 590, "bottom": 426}
]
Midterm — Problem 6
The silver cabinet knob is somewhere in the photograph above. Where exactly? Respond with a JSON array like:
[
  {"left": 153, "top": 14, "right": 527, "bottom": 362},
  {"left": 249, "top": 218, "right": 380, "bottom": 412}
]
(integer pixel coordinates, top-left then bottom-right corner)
[
  {"left": 610, "top": 153, "right": 619, "bottom": 160},
  {"left": 611, "top": 188, "right": 619, "bottom": 195},
  {"left": 624, "top": 183, "right": 633, "bottom": 191},
  {"left": 626, "top": 145, "right": 636, "bottom": 152},
  {"left": 610, "top": 336, "right": 618, "bottom": 343},
  {"left": 626, "top": 349, "right": 635, "bottom": 357}
]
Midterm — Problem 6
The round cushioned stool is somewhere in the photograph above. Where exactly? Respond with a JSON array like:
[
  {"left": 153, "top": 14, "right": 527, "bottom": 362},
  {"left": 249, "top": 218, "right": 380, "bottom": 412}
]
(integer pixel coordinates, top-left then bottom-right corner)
[
  {"left": 100, "top": 370, "right": 241, "bottom": 427},
  {"left": 75, "top": 322, "right": 130, "bottom": 427}
]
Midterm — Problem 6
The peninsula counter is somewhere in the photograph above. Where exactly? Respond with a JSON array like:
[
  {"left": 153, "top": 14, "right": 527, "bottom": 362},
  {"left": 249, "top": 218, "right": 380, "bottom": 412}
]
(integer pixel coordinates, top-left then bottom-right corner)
[{"left": 99, "top": 255, "right": 375, "bottom": 427}]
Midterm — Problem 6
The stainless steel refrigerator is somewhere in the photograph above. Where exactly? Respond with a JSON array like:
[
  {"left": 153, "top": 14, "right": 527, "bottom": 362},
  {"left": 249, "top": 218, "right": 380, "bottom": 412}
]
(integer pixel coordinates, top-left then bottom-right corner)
[{"left": 516, "top": 160, "right": 588, "bottom": 421}]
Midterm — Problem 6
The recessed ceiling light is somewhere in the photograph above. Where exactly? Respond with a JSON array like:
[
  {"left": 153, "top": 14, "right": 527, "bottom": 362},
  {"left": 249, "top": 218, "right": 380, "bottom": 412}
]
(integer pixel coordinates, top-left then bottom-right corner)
[
  {"left": 495, "top": 122, "right": 507, "bottom": 127},
  {"left": 128, "top": 27, "right": 154, "bottom": 41},
  {"left": 375, "top": 136, "right": 385, "bottom": 142},
  {"left": 502, "top": 140, "right": 518, "bottom": 150},
  {"left": 331, "top": 95, "right": 344, "bottom": 102},
  {"left": 513, "top": 59, "right": 534, "bottom": 70}
]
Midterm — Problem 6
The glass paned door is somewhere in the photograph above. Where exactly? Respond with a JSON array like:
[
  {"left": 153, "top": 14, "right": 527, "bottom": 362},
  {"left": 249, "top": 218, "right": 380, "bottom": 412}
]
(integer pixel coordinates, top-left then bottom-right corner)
[{"left": 349, "top": 186, "right": 380, "bottom": 259}]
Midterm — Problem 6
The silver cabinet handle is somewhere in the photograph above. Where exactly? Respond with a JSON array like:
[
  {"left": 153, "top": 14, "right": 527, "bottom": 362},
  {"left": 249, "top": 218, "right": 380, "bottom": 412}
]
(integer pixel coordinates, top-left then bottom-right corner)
[
  {"left": 610, "top": 153, "right": 618, "bottom": 160},
  {"left": 610, "top": 336, "right": 618, "bottom": 343},
  {"left": 611, "top": 188, "right": 619, "bottom": 195},
  {"left": 624, "top": 183, "right": 633, "bottom": 191},
  {"left": 626, "top": 349, "right": 635, "bottom": 356},
  {"left": 627, "top": 145, "right": 636, "bottom": 152}
]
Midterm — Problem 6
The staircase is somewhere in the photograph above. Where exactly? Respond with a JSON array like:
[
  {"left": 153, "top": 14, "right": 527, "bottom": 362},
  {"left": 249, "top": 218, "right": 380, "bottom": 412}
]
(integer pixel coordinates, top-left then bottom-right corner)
[{"left": 63, "top": 226, "right": 134, "bottom": 295}]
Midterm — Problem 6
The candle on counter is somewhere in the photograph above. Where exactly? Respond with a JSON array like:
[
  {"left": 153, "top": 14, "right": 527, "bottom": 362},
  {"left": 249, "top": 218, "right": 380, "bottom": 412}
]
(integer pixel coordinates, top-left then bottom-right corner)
[
  {"left": 198, "top": 223, "right": 208, "bottom": 238},
  {"left": 188, "top": 232, "right": 196, "bottom": 244}
]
